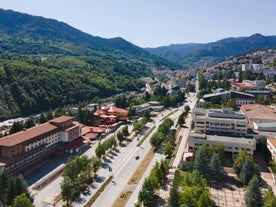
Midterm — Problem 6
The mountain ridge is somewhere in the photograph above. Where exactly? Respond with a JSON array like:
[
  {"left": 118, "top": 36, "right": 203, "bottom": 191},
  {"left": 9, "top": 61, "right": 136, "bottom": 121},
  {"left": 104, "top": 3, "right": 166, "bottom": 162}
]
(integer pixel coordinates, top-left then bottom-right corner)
[{"left": 145, "top": 33, "right": 276, "bottom": 68}]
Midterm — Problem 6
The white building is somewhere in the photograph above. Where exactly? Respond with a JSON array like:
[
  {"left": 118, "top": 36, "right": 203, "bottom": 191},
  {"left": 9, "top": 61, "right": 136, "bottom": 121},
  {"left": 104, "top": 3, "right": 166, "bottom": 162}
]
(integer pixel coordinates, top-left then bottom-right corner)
[{"left": 193, "top": 108, "right": 247, "bottom": 136}]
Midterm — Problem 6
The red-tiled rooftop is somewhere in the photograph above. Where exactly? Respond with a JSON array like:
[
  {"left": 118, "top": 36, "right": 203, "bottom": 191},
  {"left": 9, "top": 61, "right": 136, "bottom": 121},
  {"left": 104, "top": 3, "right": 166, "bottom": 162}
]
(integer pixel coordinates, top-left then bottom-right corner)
[
  {"left": 50, "top": 116, "right": 74, "bottom": 123},
  {"left": 0, "top": 123, "right": 58, "bottom": 147},
  {"left": 82, "top": 133, "right": 98, "bottom": 140},
  {"left": 90, "top": 127, "right": 106, "bottom": 133}
]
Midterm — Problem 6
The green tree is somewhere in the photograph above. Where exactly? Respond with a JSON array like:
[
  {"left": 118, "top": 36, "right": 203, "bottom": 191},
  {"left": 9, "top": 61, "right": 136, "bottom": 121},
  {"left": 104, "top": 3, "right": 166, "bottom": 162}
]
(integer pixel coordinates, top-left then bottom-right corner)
[
  {"left": 138, "top": 178, "right": 156, "bottom": 207},
  {"left": 24, "top": 117, "right": 36, "bottom": 129},
  {"left": 209, "top": 153, "right": 223, "bottom": 181},
  {"left": 61, "top": 176, "right": 74, "bottom": 206},
  {"left": 12, "top": 194, "right": 34, "bottom": 207},
  {"left": 47, "top": 111, "right": 54, "bottom": 120},
  {"left": 168, "top": 180, "right": 180, "bottom": 207},
  {"left": 263, "top": 188, "right": 276, "bottom": 207},
  {"left": 117, "top": 131, "right": 124, "bottom": 143},
  {"left": 194, "top": 145, "right": 210, "bottom": 178},
  {"left": 240, "top": 157, "right": 256, "bottom": 186},
  {"left": 143, "top": 109, "right": 151, "bottom": 121},
  {"left": 177, "top": 113, "right": 185, "bottom": 126},
  {"left": 164, "top": 141, "right": 173, "bottom": 158},
  {"left": 184, "top": 105, "right": 190, "bottom": 113},
  {"left": 10, "top": 121, "right": 24, "bottom": 134},
  {"left": 244, "top": 175, "right": 262, "bottom": 207},
  {"left": 39, "top": 113, "right": 47, "bottom": 124},
  {"left": 233, "top": 150, "right": 248, "bottom": 176},
  {"left": 150, "top": 131, "right": 165, "bottom": 148},
  {"left": 122, "top": 126, "right": 129, "bottom": 137}
]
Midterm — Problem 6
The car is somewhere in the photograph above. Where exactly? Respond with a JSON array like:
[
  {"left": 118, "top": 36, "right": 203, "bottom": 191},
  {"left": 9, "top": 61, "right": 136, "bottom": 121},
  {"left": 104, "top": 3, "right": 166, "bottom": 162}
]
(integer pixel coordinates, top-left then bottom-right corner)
[
  {"left": 135, "top": 155, "right": 140, "bottom": 160},
  {"left": 83, "top": 188, "right": 90, "bottom": 196}
]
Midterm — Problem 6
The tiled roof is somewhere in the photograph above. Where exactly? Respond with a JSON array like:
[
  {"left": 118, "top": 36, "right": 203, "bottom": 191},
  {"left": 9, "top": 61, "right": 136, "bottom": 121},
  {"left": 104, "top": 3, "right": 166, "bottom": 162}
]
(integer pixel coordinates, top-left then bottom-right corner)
[
  {"left": 240, "top": 104, "right": 276, "bottom": 121},
  {"left": 49, "top": 116, "right": 74, "bottom": 123},
  {"left": 0, "top": 123, "right": 58, "bottom": 147}
]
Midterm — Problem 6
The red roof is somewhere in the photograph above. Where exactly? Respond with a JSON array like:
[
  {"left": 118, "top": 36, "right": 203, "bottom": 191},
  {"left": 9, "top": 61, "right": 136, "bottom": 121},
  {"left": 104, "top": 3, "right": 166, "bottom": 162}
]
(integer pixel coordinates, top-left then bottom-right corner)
[
  {"left": 90, "top": 127, "right": 106, "bottom": 133},
  {"left": 50, "top": 116, "right": 74, "bottom": 123},
  {"left": 0, "top": 123, "right": 58, "bottom": 147},
  {"left": 107, "top": 106, "right": 128, "bottom": 113},
  {"left": 83, "top": 133, "right": 98, "bottom": 140}
]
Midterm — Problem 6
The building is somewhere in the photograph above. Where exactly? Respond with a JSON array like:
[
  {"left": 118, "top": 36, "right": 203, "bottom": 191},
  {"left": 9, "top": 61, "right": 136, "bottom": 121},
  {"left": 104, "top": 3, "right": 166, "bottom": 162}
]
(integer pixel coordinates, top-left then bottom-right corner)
[
  {"left": 189, "top": 133, "right": 255, "bottom": 155},
  {"left": 0, "top": 116, "right": 81, "bottom": 174},
  {"left": 240, "top": 104, "right": 276, "bottom": 123},
  {"left": 203, "top": 90, "right": 256, "bottom": 106},
  {"left": 189, "top": 108, "right": 255, "bottom": 155},
  {"left": 94, "top": 105, "right": 128, "bottom": 126},
  {"left": 267, "top": 138, "right": 276, "bottom": 161},
  {"left": 263, "top": 68, "right": 276, "bottom": 80},
  {"left": 230, "top": 91, "right": 256, "bottom": 106},
  {"left": 203, "top": 91, "right": 230, "bottom": 104},
  {"left": 242, "top": 63, "right": 264, "bottom": 73},
  {"left": 193, "top": 108, "right": 247, "bottom": 135},
  {"left": 248, "top": 90, "right": 272, "bottom": 102},
  {"left": 133, "top": 101, "right": 164, "bottom": 115}
]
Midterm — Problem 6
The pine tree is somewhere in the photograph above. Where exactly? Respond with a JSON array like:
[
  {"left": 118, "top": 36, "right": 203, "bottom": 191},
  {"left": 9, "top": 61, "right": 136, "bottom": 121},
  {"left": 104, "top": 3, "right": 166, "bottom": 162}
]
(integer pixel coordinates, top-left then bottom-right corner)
[
  {"left": 193, "top": 145, "right": 210, "bottom": 178},
  {"left": 244, "top": 175, "right": 262, "bottom": 207},
  {"left": 209, "top": 153, "right": 223, "bottom": 181}
]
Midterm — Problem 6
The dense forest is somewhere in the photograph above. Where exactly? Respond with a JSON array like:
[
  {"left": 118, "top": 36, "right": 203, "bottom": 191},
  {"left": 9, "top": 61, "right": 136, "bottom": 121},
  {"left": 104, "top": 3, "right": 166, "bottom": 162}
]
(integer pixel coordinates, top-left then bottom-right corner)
[
  {"left": 0, "top": 54, "right": 150, "bottom": 120},
  {"left": 0, "top": 9, "right": 181, "bottom": 121}
]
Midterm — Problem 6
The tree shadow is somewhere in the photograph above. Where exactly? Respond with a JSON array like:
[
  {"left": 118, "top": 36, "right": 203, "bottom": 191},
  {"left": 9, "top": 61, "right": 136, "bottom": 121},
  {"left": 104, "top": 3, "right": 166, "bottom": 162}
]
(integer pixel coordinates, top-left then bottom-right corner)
[{"left": 95, "top": 176, "right": 105, "bottom": 183}]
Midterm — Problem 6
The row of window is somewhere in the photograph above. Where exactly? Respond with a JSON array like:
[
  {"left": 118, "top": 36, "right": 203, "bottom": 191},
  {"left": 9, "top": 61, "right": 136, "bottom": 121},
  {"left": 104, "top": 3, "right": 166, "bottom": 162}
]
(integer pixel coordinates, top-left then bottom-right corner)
[
  {"left": 7, "top": 149, "right": 46, "bottom": 171},
  {"left": 25, "top": 133, "right": 59, "bottom": 151}
]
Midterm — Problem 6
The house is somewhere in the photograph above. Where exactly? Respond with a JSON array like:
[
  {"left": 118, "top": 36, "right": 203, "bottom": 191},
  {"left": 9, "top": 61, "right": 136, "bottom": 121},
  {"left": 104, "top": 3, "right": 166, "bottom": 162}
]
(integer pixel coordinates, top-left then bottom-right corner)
[{"left": 94, "top": 106, "right": 128, "bottom": 125}]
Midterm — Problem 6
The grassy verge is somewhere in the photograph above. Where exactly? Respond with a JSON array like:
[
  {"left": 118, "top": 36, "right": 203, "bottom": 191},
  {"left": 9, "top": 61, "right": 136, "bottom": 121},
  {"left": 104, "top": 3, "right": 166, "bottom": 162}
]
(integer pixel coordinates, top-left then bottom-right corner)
[
  {"left": 84, "top": 176, "right": 113, "bottom": 207},
  {"left": 137, "top": 126, "right": 156, "bottom": 147},
  {"left": 160, "top": 109, "right": 178, "bottom": 122},
  {"left": 112, "top": 148, "right": 155, "bottom": 207}
]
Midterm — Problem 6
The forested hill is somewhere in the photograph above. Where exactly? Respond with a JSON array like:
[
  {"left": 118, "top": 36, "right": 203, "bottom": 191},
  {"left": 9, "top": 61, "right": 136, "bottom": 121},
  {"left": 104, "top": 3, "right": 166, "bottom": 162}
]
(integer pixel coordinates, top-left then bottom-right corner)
[
  {"left": 0, "top": 9, "right": 174, "bottom": 120},
  {"left": 0, "top": 9, "right": 147, "bottom": 56},
  {"left": 146, "top": 34, "right": 276, "bottom": 68}
]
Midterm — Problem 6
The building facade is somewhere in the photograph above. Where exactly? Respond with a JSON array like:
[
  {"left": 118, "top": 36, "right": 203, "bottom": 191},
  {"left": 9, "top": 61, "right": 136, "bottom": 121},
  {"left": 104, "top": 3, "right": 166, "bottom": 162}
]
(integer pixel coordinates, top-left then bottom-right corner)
[
  {"left": 0, "top": 116, "right": 81, "bottom": 174},
  {"left": 193, "top": 108, "right": 247, "bottom": 135},
  {"left": 189, "top": 108, "right": 255, "bottom": 155}
]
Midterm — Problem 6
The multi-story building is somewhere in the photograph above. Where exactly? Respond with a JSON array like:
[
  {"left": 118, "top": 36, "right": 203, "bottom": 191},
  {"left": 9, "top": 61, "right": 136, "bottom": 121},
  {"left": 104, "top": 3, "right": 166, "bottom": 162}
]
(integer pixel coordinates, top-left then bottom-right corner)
[
  {"left": 189, "top": 133, "right": 256, "bottom": 155},
  {"left": 189, "top": 108, "right": 256, "bottom": 155},
  {"left": 0, "top": 116, "right": 81, "bottom": 175},
  {"left": 193, "top": 108, "right": 247, "bottom": 135},
  {"left": 203, "top": 90, "right": 256, "bottom": 106}
]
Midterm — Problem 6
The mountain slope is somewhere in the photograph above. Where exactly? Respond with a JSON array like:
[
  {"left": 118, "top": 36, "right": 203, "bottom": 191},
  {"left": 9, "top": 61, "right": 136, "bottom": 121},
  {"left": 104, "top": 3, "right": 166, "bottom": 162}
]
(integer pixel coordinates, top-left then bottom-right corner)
[
  {"left": 0, "top": 9, "right": 176, "bottom": 120},
  {"left": 146, "top": 34, "right": 276, "bottom": 68},
  {"left": 145, "top": 43, "right": 203, "bottom": 62},
  {"left": 0, "top": 8, "right": 148, "bottom": 57}
]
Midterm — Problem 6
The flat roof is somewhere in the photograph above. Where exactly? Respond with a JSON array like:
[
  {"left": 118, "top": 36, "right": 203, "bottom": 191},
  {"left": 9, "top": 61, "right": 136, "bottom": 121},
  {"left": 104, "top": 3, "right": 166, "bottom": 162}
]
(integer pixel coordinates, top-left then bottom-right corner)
[{"left": 190, "top": 133, "right": 255, "bottom": 145}]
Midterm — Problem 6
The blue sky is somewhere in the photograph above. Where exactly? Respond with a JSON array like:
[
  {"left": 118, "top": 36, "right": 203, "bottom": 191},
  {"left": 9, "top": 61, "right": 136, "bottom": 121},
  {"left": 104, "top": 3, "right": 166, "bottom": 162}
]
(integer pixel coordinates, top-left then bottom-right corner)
[{"left": 1, "top": 0, "right": 276, "bottom": 47}]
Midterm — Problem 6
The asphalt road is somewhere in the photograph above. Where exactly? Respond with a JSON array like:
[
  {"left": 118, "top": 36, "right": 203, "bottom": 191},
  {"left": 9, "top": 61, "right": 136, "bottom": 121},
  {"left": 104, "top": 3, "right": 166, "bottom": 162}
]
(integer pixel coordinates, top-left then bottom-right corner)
[{"left": 31, "top": 92, "right": 198, "bottom": 207}]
